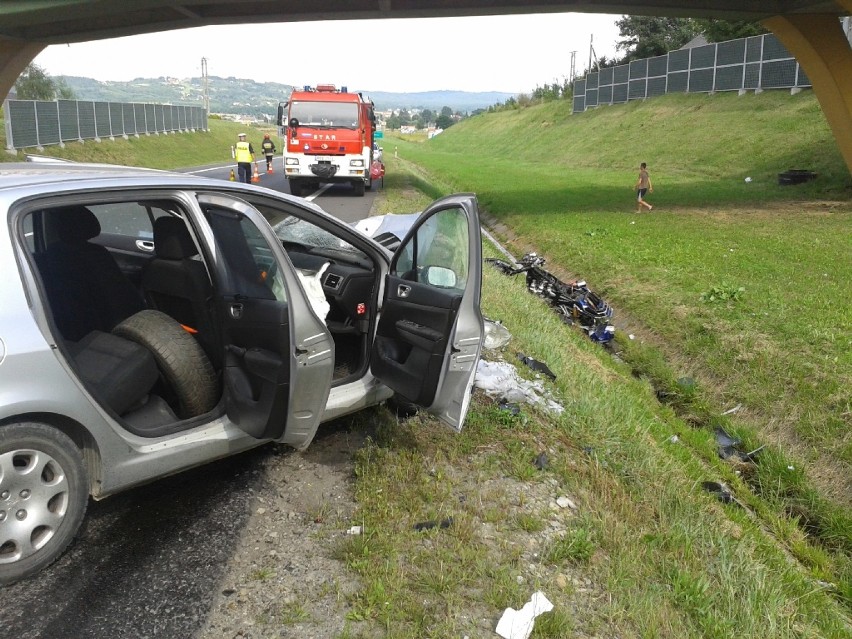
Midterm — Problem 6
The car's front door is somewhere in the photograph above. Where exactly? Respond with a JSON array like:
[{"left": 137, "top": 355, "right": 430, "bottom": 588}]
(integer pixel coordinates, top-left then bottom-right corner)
[
  {"left": 370, "top": 193, "right": 483, "bottom": 431},
  {"left": 196, "top": 194, "right": 334, "bottom": 445}
]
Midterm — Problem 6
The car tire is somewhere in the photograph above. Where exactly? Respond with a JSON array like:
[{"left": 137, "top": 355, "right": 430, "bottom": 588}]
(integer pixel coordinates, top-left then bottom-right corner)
[
  {"left": 289, "top": 179, "right": 302, "bottom": 197},
  {"left": 387, "top": 394, "right": 419, "bottom": 420},
  {"left": 113, "top": 310, "right": 218, "bottom": 419},
  {"left": 0, "top": 422, "right": 88, "bottom": 585},
  {"left": 353, "top": 180, "right": 366, "bottom": 197}
]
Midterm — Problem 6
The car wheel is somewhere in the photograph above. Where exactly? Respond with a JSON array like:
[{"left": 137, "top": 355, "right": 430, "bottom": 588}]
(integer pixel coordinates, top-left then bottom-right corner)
[
  {"left": 352, "top": 180, "right": 366, "bottom": 197},
  {"left": 113, "top": 310, "right": 218, "bottom": 419},
  {"left": 387, "top": 394, "right": 419, "bottom": 420},
  {"left": 0, "top": 422, "right": 88, "bottom": 585},
  {"left": 289, "top": 179, "right": 302, "bottom": 197}
]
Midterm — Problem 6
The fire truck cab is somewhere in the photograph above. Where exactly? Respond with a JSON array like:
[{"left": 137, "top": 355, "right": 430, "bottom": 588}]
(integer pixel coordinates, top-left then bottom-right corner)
[{"left": 277, "top": 85, "right": 377, "bottom": 197}]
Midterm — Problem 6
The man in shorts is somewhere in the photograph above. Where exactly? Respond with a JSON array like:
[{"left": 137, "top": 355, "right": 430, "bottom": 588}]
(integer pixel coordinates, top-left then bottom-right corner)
[{"left": 635, "top": 162, "right": 654, "bottom": 212}]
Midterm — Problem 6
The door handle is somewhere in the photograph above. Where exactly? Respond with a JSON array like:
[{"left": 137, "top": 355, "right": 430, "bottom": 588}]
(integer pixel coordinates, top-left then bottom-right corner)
[
  {"left": 229, "top": 303, "right": 244, "bottom": 319},
  {"left": 397, "top": 284, "right": 411, "bottom": 298},
  {"left": 136, "top": 240, "right": 155, "bottom": 252}
]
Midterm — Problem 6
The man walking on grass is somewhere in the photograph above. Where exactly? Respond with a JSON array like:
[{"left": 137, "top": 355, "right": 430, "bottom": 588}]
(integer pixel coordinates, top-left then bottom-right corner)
[{"left": 635, "top": 162, "right": 654, "bottom": 212}]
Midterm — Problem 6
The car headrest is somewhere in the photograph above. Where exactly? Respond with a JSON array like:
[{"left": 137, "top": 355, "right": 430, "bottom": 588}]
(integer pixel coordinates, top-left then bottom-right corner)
[
  {"left": 154, "top": 216, "right": 198, "bottom": 260},
  {"left": 47, "top": 205, "right": 101, "bottom": 242}
]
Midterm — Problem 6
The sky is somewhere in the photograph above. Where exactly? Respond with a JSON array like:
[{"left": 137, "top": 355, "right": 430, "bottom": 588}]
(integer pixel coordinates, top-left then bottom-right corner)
[{"left": 33, "top": 13, "right": 622, "bottom": 95}]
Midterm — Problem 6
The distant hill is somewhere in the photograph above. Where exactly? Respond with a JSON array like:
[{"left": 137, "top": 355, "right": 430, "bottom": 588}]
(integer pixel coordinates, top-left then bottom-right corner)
[{"left": 59, "top": 76, "right": 516, "bottom": 117}]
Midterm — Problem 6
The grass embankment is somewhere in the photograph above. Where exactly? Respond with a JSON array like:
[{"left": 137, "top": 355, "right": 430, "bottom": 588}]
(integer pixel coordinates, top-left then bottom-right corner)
[
  {"left": 333, "top": 91, "right": 850, "bottom": 636},
  {"left": 334, "top": 156, "right": 851, "bottom": 638}
]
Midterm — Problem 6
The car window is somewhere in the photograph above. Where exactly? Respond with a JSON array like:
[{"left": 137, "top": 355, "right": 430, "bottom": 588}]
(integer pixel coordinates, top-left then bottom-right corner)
[
  {"left": 206, "top": 207, "right": 286, "bottom": 302},
  {"left": 88, "top": 201, "right": 172, "bottom": 240},
  {"left": 394, "top": 206, "right": 469, "bottom": 290}
]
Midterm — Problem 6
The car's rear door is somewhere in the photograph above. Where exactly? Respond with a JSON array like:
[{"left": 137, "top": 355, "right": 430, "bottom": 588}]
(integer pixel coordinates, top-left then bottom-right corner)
[
  {"left": 196, "top": 193, "right": 334, "bottom": 447},
  {"left": 370, "top": 193, "right": 483, "bottom": 431}
]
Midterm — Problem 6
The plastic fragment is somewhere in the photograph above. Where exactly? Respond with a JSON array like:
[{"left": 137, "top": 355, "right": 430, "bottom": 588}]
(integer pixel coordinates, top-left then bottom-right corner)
[
  {"left": 495, "top": 591, "right": 554, "bottom": 639},
  {"left": 413, "top": 517, "right": 453, "bottom": 532}
]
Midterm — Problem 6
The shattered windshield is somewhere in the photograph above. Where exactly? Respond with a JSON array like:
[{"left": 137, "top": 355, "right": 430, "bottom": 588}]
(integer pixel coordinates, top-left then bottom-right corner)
[{"left": 271, "top": 215, "right": 365, "bottom": 257}]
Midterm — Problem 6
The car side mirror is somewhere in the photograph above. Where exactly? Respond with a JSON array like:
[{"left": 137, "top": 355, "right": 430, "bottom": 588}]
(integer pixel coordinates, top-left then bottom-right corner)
[{"left": 423, "top": 265, "right": 457, "bottom": 288}]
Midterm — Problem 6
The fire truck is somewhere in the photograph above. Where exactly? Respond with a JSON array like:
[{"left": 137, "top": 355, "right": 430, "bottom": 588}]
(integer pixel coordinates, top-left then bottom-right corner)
[{"left": 277, "top": 85, "right": 377, "bottom": 197}]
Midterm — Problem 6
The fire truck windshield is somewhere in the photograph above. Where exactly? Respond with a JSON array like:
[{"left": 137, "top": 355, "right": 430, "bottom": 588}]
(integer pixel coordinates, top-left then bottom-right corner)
[{"left": 290, "top": 101, "right": 360, "bottom": 128}]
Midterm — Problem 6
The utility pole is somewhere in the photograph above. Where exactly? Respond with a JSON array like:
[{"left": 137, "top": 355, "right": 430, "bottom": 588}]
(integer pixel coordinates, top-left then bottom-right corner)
[
  {"left": 201, "top": 57, "right": 209, "bottom": 113},
  {"left": 569, "top": 51, "right": 577, "bottom": 81},
  {"left": 588, "top": 35, "right": 593, "bottom": 74}
]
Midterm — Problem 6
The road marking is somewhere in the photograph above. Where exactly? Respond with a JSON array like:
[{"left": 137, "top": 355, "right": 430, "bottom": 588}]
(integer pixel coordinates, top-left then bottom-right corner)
[{"left": 304, "top": 183, "right": 333, "bottom": 202}]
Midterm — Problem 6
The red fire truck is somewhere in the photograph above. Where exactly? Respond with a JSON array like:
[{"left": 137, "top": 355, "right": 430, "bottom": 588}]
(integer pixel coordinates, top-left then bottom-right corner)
[{"left": 277, "top": 84, "right": 377, "bottom": 197}]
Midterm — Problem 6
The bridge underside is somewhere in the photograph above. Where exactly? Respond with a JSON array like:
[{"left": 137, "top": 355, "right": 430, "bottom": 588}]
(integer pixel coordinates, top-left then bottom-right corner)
[{"left": 1, "top": 1, "right": 850, "bottom": 174}]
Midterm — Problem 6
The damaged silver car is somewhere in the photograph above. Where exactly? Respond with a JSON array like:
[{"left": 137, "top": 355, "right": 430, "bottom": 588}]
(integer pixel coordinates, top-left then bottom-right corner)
[{"left": 0, "top": 162, "right": 483, "bottom": 584}]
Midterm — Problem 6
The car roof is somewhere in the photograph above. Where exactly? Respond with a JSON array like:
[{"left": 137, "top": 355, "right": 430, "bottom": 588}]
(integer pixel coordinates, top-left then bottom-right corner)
[{"left": 0, "top": 162, "right": 181, "bottom": 192}]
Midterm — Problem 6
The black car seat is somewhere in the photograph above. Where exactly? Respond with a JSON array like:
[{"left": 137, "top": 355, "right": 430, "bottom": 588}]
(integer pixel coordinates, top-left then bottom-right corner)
[
  {"left": 35, "top": 205, "right": 146, "bottom": 342},
  {"left": 142, "top": 216, "right": 220, "bottom": 365}
]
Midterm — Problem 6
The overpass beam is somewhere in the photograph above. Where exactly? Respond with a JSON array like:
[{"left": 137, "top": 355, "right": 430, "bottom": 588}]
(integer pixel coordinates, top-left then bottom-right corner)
[
  {"left": 0, "top": 39, "right": 46, "bottom": 101},
  {"left": 763, "top": 12, "right": 852, "bottom": 176}
]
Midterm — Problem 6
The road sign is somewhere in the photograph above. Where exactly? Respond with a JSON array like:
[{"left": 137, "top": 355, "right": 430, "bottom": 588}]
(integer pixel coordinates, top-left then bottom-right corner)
[{"left": 375, "top": 131, "right": 384, "bottom": 139}]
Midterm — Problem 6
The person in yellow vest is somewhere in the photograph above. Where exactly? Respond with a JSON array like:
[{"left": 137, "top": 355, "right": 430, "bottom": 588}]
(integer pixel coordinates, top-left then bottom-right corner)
[
  {"left": 235, "top": 133, "right": 255, "bottom": 184},
  {"left": 261, "top": 133, "right": 276, "bottom": 172}
]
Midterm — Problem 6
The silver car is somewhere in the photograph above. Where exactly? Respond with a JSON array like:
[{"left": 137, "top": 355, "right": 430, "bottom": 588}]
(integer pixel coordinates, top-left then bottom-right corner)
[{"left": 0, "top": 162, "right": 483, "bottom": 584}]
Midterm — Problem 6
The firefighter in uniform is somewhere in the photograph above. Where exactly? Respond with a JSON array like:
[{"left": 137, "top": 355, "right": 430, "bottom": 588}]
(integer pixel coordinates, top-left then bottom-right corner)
[
  {"left": 261, "top": 133, "right": 276, "bottom": 173},
  {"left": 235, "top": 132, "right": 255, "bottom": 184}
]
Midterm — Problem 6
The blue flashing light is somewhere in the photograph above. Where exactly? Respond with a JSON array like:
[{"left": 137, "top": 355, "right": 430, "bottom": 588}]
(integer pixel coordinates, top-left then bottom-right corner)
[{"left": 341, "top": 86, "right": 348, "bottom": 93}]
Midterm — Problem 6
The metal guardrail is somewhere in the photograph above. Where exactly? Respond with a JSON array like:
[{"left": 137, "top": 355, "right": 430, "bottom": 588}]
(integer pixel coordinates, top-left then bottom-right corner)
[
  {"left": 573, "top": 33, "right": 811, "bottom": 113},
  {"left": 4, "top": 99, "right": 207, "bottom": 150}
]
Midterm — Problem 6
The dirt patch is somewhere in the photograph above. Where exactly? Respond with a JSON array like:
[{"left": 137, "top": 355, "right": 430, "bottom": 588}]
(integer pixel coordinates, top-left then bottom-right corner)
[{"left": 198, "top": 423, "right": 369, "bottom": 639}]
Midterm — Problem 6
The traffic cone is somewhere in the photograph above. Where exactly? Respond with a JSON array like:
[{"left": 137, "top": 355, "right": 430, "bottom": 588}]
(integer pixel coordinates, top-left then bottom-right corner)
[
  {"left": 229, "top": 169, "right": 236, "bottom": 181},
  {"left": 267, "top": 164, "right": 273, "bottom": 174},
  {"left": 251, "top": 162, "right": 260, "bottom": 183}
]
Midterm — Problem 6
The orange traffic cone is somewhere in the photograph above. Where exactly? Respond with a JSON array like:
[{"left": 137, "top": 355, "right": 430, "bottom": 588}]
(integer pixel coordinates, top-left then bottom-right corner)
[
  {"left": 229, "top": 169, "right": 236, "bottom": 181},
  {"left": 251, "top": 162, "right": 260, "bottom": 183},
  {"left": 267, "top": 164, "right": 273, "bottom": 174}
]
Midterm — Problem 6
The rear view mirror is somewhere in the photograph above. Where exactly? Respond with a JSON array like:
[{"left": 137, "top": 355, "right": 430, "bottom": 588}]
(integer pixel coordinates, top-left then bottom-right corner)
[{"left": 423, "top": 265, "right": 457, "bottom": 288}]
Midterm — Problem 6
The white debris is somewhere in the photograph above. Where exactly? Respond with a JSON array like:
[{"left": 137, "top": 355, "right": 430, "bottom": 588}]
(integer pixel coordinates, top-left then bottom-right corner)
[
  {"left": 721, "top": 403, "right": 742, "bottom": 415},
  {"left": 495, "top": 591, "right": 554, "bottom": 639},
  {"left": 483, "top": 318, "right": 512, "bottom": 350},
  {"left": 474, "top": 359, "right": 563, "bottom": 414},
  {"left": 346, "top": 526, "right": 363, "bottom": 536}
]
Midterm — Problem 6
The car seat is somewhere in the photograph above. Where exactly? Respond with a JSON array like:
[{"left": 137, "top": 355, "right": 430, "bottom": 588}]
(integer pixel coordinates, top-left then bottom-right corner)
[
  {"left": 141, "top": 216, "right": 220, "bottom": 366},
  {"left": 35, "top": 205, "right": 146, "bottom": 342}
]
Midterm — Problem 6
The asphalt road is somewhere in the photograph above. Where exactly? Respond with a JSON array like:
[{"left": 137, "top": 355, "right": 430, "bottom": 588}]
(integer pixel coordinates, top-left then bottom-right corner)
[
  {"left": 183, "top": 159, "right": 379, "bottom": 223},
  {"left": 0, "top": 161, "right": 378, "bottom": 639}
]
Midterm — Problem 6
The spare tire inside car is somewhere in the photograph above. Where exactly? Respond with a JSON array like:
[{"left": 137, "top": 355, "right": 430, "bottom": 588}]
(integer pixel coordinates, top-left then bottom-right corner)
[{"left": 113, "top": 310, "right": 218, "bottom": 419}]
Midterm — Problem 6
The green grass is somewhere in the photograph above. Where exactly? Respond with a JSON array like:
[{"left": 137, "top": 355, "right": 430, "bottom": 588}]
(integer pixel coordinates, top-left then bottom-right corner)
[
  {"left": 325, "top": 159, "right": 851, "bottom": 637},
  {"left": 384, "top": 91, "right": 851, "bottom": 573}
]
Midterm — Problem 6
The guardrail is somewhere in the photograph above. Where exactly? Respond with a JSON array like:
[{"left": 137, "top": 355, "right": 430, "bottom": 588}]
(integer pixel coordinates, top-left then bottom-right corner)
[
  {"left": 4, "top": 99, "right": 207, "bottom": 151},
  {"left": 573, "top": 33, "right": 811, "bottom": 113}
]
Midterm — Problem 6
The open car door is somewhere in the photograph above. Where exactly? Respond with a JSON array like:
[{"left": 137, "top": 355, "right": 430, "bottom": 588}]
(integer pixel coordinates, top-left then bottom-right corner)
[
  {"left": 198, "top": 194, "right": 334, "bottom": 449},
  {"left": 370, "top": 193, "right": 483, "bottom": 431}
]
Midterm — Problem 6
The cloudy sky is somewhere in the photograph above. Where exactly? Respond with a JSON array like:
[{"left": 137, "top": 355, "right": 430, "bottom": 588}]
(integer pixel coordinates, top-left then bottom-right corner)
[{"left": 33, "top": 13, "right": 622, "bottom": 95}]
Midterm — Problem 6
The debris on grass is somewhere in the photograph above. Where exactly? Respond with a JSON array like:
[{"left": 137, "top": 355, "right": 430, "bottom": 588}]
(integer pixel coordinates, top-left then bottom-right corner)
[
  {"left": 517, "top": 353, "right": 557, "bottom": 381},
  {"left": 484, "top": 317, "right": 512, "bottom": 349},
  {"left": 495, "top": 590, "right": 554, "bottom": 639},
  {"left": 714, "top": 426, "right": 764, "bottom": 462},
  {"left": 475, "top": 359, "right": 564, "bottom": 415},
  {"left": 413, "top": 517, "right": 453, "bottom": 532}
]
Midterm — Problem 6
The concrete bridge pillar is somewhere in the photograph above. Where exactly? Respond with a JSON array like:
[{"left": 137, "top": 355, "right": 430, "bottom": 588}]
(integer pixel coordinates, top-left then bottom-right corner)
[{"left": 764, "top": 7, "right": 852, "bottom": 176}]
